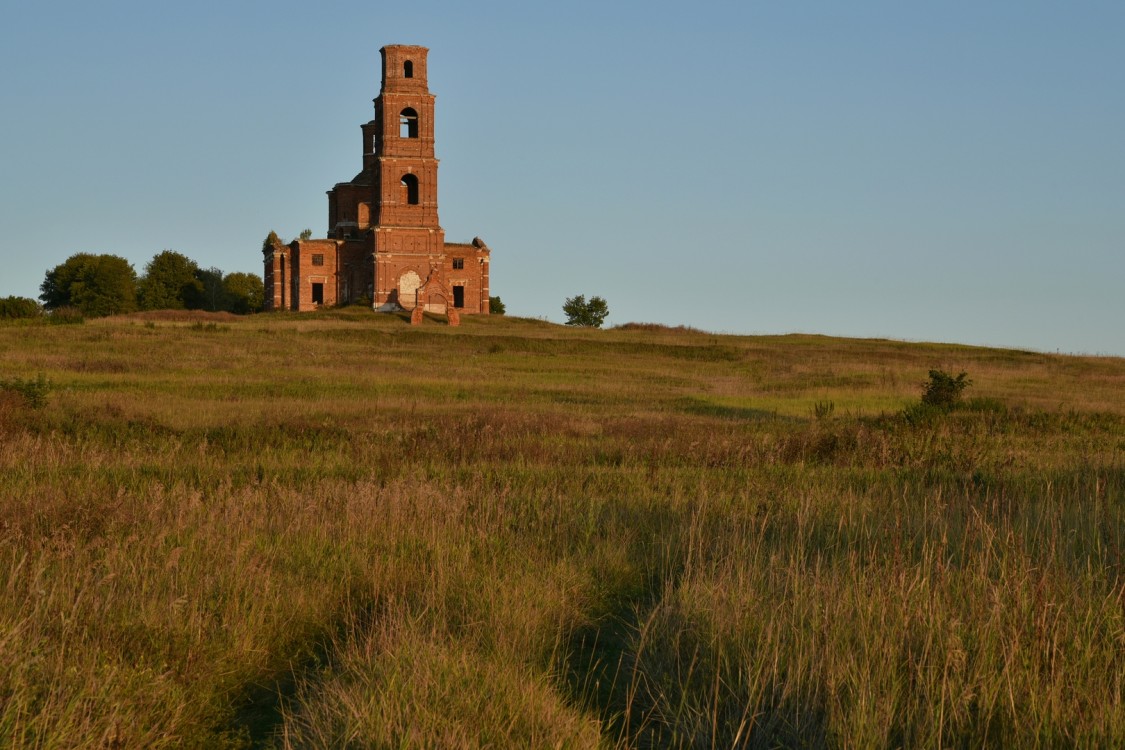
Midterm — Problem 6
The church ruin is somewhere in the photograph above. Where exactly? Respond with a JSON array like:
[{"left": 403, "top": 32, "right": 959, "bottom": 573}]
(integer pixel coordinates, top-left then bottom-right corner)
[{"left": 262, "top": 45, "right": 490, "bottom": 323}]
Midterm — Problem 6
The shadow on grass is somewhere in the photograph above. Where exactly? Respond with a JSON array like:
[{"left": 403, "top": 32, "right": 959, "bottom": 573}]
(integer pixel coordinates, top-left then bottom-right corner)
[
  {"left": 222, "top": 636, "right": 332, "bottom": 749},
  {"left": 557, "top": 501, "right": 832, "bottom": 749},
  {"left": 562, "top": 590, "right": 832, "bottom": 749},
  {"left": 224, "top": 600, "right": 379, "bottom": 748}
]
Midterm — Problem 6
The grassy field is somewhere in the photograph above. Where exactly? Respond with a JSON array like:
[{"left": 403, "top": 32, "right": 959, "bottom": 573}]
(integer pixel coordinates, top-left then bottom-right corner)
[{"left": 1, "top": 308, "right": 1123, "bottom": 748}]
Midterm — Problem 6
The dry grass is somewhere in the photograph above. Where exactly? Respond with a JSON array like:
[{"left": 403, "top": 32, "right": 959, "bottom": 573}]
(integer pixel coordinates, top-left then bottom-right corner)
[{"left": 0, "top": 312, "right": 1122, "bottom": 748}]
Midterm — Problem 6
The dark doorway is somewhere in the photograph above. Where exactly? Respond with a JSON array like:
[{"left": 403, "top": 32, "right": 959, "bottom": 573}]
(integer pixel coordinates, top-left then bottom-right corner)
[
  {"left": 453, "top": 285, "right": 465, "bottom": 309},
  {"left": 311, "top": 283, "right": 324, "bottom": 305}
]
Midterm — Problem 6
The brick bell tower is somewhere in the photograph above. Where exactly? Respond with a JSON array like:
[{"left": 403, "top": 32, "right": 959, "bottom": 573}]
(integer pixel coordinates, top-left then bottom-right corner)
[
  {"left": 266, "top": 44, "right": 490, "bottom": 316},
  {"left": 366, "top": 45, "right": 446, "bottom": 310},
  {"left": 371, "top": 45, "right": 440, "bottom": 230}
]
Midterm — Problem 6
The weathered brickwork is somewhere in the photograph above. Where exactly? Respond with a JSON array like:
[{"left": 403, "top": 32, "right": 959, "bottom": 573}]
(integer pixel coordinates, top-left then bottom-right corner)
[{"left": 263, "top": 45, "right": 490, "bottom": 321}]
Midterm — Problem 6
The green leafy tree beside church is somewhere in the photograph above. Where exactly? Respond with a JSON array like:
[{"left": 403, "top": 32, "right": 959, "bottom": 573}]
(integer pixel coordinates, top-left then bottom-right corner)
[{"left": 40, "top": 254, "right": 137, "bottom": 318}]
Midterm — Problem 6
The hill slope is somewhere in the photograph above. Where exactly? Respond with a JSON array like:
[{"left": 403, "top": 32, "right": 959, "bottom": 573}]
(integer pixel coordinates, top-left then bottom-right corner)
[{"left": 1, "top": 312, "right": 1123, "bottom": 748}]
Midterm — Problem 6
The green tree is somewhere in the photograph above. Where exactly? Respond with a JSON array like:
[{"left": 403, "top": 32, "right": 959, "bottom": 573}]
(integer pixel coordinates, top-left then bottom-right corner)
[
  {"left": 223, "top": 272, "right": 265, "bottom": 314},
  {"left": 192, "top": 267, "right": 229, "bottom": 312},
  {"left": 40, "top": 254, "right": 137, "bottom": 317},
  {"left": 299, "top": 228, "right": 313, "bottom": 241},
  {"left": 562, "top": 294, "right": 609, "bottom": 328},
  {"left": 137, "top": 250, "right": 202, "bottom": 311},
  {"left": 40, "top": 253, "right": 93, "bottom": 310},
  {"left": 489, "top": 296, "right": 506, "bottom": 315},
  {"left": 0, "top": 296, "right": 43, "bottom": 319},
  {"left": 262, "top": 230, "right": 282, "bottom": 255}
]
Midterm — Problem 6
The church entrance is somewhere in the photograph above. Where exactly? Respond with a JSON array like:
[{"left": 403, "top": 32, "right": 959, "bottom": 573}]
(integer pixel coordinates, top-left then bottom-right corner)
[{"left": 398, "top": 270, "right": 421, "bottom": 310}]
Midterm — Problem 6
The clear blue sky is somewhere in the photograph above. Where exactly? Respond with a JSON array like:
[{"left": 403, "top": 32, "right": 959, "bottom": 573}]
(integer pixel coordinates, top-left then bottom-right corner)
[{"left": 2, "top": 1, "right": 1122, "bottom": 355}]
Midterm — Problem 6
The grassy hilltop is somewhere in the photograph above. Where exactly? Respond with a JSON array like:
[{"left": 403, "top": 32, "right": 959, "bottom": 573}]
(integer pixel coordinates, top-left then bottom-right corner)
[{"left": 1, "top": 309, "right": 1123, "bottom": 748}]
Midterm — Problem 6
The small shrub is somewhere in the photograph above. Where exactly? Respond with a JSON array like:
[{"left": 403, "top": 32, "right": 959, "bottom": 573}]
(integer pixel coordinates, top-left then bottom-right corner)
[
  {"left": 262, "top": 230, "right": 282, "bottom": 254},
  {"left": 920, "top": 369, "right": 971, "bottom": 409},
  {"left": 812, "top": 400, "right": 835, "bottom": 421},
  {"left": 489, "top": 296, "right": 506, "bottom": 315},
  {"left": 0, "top": 373, "right": 51, "bottom": 409}
]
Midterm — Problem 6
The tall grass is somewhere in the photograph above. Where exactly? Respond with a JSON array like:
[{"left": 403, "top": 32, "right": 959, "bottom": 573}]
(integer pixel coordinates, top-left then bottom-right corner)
[{"left": 0, "top": 312, "right": 1122, "bottom": 747}]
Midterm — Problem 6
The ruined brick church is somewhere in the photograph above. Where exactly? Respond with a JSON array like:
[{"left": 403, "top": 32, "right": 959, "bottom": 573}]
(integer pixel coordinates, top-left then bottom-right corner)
[{"left": 262, "top": 45, "right": 490, "bottom": 323}]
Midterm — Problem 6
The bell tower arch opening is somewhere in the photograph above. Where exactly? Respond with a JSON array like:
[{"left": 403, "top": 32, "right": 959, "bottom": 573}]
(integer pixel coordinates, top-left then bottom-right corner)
[
  {"left": 399, "top": 108, "right": 419, "bottom": 138},
  {"left": 400, "top": 174, "right": 419, "bottom": 205}
]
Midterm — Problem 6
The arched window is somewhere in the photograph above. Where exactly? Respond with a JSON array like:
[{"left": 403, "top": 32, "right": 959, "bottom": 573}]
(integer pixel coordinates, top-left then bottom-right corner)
[
  {"left": 399, "top": 108, "right": 419, "bottom": 138},
  {"left": 401, "top": 174, "right": 419, "bottom": 205},
  {"left": 404, "top": 60, "right": 413, "bottom": 78}
]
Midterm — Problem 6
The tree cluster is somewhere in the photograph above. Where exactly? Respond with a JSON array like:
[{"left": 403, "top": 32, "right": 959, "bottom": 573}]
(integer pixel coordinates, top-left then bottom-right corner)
[{"left": 40, "top": 252, "right": 264, "bottom": 318}]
